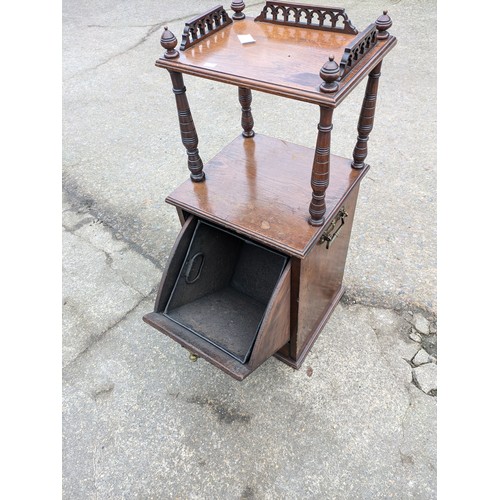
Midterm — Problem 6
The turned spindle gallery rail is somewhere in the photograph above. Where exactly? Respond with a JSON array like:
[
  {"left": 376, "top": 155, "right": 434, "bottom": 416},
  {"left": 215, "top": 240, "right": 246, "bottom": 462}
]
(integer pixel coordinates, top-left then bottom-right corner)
[{"left": 143, "top": 2, "right": 397, "bottom": 380}]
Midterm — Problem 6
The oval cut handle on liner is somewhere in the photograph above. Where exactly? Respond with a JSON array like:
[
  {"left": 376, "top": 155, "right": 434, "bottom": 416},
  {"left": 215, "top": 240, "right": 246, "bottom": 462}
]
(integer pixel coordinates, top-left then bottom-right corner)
[{"left": 184, "top": 252, "right": 205, "bottom": 284}]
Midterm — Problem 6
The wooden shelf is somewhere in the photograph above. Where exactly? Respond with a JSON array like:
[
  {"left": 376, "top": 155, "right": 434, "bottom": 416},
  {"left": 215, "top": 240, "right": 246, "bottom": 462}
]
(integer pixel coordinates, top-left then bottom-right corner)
[
  {"left": 166, "top": 133, "right": 369, "bottom": 258},
  {"left": 156, "top": 15, "right": 396, "bottom": 106}
]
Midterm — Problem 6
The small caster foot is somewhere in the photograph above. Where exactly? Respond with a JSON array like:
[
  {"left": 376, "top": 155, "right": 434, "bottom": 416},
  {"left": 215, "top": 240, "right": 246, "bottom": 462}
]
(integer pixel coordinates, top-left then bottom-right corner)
[{"left": 189, "top": 353, "right": 199, "bottom": 362}]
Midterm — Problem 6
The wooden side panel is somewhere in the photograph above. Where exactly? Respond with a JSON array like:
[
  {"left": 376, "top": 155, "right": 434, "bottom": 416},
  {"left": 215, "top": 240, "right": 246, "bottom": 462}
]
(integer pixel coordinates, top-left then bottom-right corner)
[
  {"left": 153, "top": 215, "right": 197, "bottom": 312},
  {"left": 294, "top": 183, "right": 361, "bottom": 358},
  {"left": 249, "top": 261, "right": 291, "bottom": 370}
]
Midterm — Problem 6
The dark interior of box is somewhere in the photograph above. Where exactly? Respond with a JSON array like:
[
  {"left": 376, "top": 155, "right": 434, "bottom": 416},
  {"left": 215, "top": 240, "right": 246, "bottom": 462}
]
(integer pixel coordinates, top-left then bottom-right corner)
[{"left": 164, "top": 220, "right": 288, "bottom": 363}]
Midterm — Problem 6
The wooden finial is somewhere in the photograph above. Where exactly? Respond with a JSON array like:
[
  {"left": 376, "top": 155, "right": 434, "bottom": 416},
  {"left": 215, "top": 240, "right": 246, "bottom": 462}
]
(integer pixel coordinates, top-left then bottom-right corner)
[
  {"left": 376, "top": 10, "right": 392, "bottom": 40},
  {"left": 319, "top": 55, "right": 340, "bottom": 93},
  {"left": 160, "top": 26, "right": 179, "bottom": 59},
  {"left": 231, "top": 1, "right": 246, "bottom": 20}
]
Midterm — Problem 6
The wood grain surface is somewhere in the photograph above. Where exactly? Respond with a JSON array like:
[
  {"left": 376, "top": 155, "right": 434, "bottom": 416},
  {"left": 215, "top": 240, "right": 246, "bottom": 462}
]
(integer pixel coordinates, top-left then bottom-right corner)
[
  {"left": 166, "top": 133, "right": 368, "bottom": 258},
  {"left": 156, "top": 17, "right": 396, "bottom": 107}
]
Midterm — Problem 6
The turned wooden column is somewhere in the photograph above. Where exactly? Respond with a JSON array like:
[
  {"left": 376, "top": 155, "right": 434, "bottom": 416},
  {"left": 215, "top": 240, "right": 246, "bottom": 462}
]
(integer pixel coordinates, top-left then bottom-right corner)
[
  {"left": 169, "top": 70, "right": 205, "bottom": 182},
  {"left": 160, "top": 26, "right": 204, "bottom": 182},
  {"left": 351, "top": 11, "right": 392, "bottom": 169},
  {"left": 351, "top": 61, "right": 382, "bottom": 169},
  {"left": 238, "top": 87, "right": 255, "bottom": 138},
  {"left": 309, "top": 106, "right": 334, "bottom": 226}
]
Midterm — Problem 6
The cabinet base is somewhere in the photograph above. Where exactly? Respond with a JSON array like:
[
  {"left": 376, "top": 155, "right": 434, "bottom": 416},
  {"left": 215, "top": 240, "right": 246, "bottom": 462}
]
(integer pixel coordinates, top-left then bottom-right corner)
[{"left": 273, "top": 286, "right": 345, "bottom": 369}]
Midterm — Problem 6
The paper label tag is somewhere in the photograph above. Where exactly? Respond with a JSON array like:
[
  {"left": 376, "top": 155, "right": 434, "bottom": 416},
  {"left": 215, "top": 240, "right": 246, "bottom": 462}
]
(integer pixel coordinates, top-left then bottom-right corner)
[
  {"left": 237, "top": 34, "right": 256, "bottom": 44},
  {"left": 203, "top": 62, "right": 217, "bottom": 68}
]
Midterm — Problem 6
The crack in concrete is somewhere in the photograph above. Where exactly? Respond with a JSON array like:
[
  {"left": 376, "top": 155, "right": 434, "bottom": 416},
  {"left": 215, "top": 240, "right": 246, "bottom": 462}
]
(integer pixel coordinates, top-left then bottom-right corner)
[
  {"left": 103, "top": 250, "right": 113, "bottom": 267},
  {"left": 90, "top": 380, "right": 115, "bottom": 498},
  {"left": 342, "top": 293, "right": 437, "bottom": 324},
  {"left": 366, "top": 311, "right": 437, "bottom": 399},
  {"left": 63, "top": 293, "right": 153, "bottom": 372},
  {"left": 92, "top": 383, "right": 115, "bottom": 401},
  {"left": 398, "top": 389, "right": 414, "bottom": 465},
  {"left": 64, "top": 216, "right": 156, "bottom": 298},
  {"left": 391, "top": 390, "right": 415, "bottom": 465},
  {"left": 369, "top": 326, "right": 409, "bottom": 384},
  {"left": 66, "top": 20, "right": 168, "bottom": 80},
  {"left": 63, "top": 185, "right": 163, "bottom": 271},
  {"left": 74, "top": 224, "right": 156, "bottom": 298},
  {"left": 367, "top": 322, "right": 422, "bottom": 474},
  {"left": 92, "top": 442, "right": 99, "bottom": 500},
  {"left": 407, "top": 356, "right": 437, "bottom": 397},
  {"left": 101, "top": 248, "right": 154, "bottom": 297},
  {"left": 63, "top": 216, "right": 95, "bottom": 233}
]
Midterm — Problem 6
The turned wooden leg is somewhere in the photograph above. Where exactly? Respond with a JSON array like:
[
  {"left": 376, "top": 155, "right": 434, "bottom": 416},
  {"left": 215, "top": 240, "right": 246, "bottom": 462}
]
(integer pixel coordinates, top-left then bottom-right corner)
[
  {"left": 351, "top": 61, "right": 383, "bottom": 169},
  {"left": 238, "top": 87, "right": 255, "bottom": 138},
  {"left": 309, "top": 106, "right": 334, "bottom": 226},
  {"left": 169, "top": 70, "right": 205, "bottom": 182}
]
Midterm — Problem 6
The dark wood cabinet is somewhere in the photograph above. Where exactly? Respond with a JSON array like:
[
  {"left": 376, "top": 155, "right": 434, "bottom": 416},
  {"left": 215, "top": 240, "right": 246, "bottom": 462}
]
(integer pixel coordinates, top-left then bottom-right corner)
[{"left": 143, "top": 2, "right": 397, "bottom": 380}]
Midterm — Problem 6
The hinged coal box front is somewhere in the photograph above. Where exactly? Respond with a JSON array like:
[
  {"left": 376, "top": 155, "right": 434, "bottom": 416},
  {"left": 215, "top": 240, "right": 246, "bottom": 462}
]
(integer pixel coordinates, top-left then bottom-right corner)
[
  {"left": 143, "top": 215, "right": 292, "bottom": 379},
  {"left": 164, "top": 219, "right": 288, "bottom": 363}
]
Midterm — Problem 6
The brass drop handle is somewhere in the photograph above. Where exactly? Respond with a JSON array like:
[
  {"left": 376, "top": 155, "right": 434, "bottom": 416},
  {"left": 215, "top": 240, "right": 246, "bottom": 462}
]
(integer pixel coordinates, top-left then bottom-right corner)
[{"left": 320, "top": 208, "right": 348, "bottom": 249}]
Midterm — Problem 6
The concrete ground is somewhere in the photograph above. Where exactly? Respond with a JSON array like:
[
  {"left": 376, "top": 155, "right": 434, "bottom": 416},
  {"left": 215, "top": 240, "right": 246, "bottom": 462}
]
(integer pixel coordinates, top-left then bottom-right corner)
[{"left": 63, "top": 0, "right": 437, "bottom": 498}]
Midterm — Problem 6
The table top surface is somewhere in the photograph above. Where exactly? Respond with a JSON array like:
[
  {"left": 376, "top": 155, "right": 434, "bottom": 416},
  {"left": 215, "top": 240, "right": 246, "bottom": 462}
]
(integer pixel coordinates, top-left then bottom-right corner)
[
  {"left": 166, "top": 133, "right": 368, "bottom": 258},
  {"left": 156, "top": 15, "right": 396, "bottom": 106}
]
